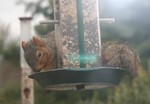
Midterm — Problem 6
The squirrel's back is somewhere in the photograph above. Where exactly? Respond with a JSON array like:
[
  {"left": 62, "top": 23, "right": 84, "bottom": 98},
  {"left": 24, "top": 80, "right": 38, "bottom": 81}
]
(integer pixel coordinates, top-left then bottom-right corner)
[{"left": 101, "top": 42, "right": 140, "bottom": 77}]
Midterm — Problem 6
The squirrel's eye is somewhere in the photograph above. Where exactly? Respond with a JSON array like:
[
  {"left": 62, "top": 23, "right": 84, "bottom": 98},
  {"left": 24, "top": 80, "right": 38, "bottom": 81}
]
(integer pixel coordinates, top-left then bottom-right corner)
[{"left": 36, "top": 51, "right": 43, "bottom": 58}]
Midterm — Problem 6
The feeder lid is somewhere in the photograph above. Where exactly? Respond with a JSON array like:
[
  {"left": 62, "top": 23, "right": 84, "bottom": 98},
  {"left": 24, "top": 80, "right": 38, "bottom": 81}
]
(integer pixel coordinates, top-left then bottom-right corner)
[{"left": 29, "top": 67, "right": 127, "bottom": 91}]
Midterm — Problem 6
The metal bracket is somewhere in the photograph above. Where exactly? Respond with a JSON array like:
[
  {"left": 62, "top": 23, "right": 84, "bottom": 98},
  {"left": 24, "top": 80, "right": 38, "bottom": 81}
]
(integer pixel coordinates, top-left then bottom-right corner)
[
  {"left": 100, "top": 18, "right": 115, "bottom": 23},
  {"left": 40, "top": 20, "right": 59, "bottom": 24},
  {"left": 39, "top": 18, "right": 115, "bottom": 25}
]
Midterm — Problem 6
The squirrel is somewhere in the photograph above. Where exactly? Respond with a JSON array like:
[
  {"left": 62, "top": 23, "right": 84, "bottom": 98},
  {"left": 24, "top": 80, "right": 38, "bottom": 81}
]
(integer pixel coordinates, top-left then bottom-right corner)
[
  {"left": 22, "top": 31, "right": 58, "bottom": 72},
  {"left": 22, "top": 32, "right": 140, "bottom": 77}
]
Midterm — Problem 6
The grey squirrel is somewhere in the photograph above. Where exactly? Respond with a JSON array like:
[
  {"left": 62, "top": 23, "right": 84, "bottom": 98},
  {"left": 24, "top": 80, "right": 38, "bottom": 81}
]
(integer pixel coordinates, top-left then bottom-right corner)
[
  {"left": 22, "top": 31, "right": 57, "bottom": 72},
  {"left": 22, "top": 32, "right": 140, "bottom": 77}
]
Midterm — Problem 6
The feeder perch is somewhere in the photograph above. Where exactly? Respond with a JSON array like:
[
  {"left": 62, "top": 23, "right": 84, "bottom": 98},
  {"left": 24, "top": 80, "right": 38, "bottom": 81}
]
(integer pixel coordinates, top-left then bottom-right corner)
[
  {"left": 29, "top": 0, "right": 128, "bottom": 91},
  {"left": 40, "top": 20, "right": 59, "bottom": 24}
]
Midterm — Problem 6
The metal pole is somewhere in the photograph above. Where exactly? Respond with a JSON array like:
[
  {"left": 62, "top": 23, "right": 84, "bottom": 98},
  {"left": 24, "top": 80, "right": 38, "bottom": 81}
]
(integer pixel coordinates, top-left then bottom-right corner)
[
  {"left": 19, "top": 17, "right": 34, "bottom": 104},
  {"left": 76, "top": 0, "right": 86, "bottom": 68}
]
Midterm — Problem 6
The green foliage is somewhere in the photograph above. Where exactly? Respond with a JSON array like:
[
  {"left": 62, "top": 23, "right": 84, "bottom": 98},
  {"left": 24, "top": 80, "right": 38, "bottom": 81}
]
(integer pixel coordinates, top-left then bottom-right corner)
[
  {"left": 0, "top": 20, "right": 19, "bottom": 69},
  {"left": 137, "top": 40, "right": 150, "bottom": 69},
  {"left": 3, "top": 42, "right": 20, "bottom": 66},
  {"left": 0, "top": 21, "right": 10, "bottom": 54},
  {"left": 17, "top": 0, "right": 55, "bottom": 36},
  {"left": 107, "top": 72, "right": 150, "bottom": 104},
  {"left": 16, "top": 0, "right": 54, "bottom": 19},
  {"left": 0, "top": 84, "right": 21, "bottom": 104},
  {"left": 34, "top": 24, "right": 54, "bottom": 36}
]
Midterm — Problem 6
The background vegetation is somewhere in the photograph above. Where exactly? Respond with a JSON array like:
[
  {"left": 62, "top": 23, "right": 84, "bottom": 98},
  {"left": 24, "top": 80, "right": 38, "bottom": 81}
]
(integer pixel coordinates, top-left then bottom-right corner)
[{"left": 0, "top": 0, "right": 150, "bottom": 104}]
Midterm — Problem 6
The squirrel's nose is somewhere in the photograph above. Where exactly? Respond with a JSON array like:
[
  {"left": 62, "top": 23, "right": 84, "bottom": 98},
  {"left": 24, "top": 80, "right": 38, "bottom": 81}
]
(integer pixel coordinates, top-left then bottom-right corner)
[{"left": 33, "top": 68, "right": 41, "bottom": 72}]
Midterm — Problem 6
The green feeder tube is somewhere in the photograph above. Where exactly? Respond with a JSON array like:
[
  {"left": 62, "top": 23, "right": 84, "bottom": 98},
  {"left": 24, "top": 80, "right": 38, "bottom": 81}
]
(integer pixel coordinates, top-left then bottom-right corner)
[{"left": 76, "top": 0, "right": 86, "bottom": 68}]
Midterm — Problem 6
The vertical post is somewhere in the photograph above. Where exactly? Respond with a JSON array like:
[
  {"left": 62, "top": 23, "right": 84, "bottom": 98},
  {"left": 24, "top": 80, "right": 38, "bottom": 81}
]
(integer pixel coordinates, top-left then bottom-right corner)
[{"left": 19, "top": 17, "right": 34, "bottom": 104}]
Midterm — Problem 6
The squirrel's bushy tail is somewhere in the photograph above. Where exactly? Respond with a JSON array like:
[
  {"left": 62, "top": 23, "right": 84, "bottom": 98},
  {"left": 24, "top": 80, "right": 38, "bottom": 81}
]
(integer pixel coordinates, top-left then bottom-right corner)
[{"left": 101, "top": 41, "right": 141, "bottom": 77}]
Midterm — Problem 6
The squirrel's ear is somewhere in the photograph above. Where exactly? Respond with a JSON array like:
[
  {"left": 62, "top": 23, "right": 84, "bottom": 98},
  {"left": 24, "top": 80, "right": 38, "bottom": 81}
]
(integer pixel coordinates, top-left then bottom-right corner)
[
  {"left": 32, "top": 36, "right": 46, "bottom": 47},
  {"left": 22, "top": 41, "right": 27, "bottom": 51}
]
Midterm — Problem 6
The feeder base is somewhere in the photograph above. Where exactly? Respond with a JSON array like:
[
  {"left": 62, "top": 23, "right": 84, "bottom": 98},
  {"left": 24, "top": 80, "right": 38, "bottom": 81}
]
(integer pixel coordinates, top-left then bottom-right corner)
[{"left": 29, "top": 67, "right": 127, "bottom": 91}]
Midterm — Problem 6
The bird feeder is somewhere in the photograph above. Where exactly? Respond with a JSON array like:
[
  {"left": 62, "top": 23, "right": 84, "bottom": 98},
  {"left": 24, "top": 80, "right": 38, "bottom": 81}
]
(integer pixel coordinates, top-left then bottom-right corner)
[{"left": 29, "top": 0, "right": 128, "bottom": 91}]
